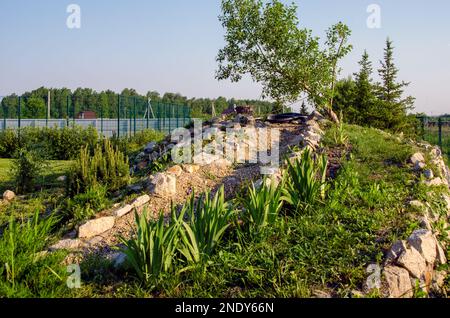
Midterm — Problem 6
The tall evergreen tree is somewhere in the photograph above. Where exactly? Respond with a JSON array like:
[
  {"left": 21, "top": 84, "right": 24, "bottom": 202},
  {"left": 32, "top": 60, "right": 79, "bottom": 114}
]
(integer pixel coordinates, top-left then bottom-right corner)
[
  {"left": 353, "top": 50, "right": 376, "bottom": 125},
  {"left": 300, "top": 101, "right": 308, "bottom": 115},
  {"left": 376, "top": 38, "right": 415, "bottom": 131}
]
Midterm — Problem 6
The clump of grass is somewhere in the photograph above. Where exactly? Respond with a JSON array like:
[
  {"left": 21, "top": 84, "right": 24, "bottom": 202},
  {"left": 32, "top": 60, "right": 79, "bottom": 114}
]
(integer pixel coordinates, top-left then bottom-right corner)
[
  {"left": 240, "top": 180, "right": 284, "bottom": 237},
  {"left": 119, "top": 209, "right": 182, "bottom": 285},
  {"left": 331, "top": 111, "right": 349, "bottom": 146},
  {"left": 0, "top": 210, "right": 69, "bottom": 297},
  {"left": 282, "top": 148, "right": 328, "bottom": 213},
  {"left": 178, "top": 187, "right": 234, "bottom": 264}
]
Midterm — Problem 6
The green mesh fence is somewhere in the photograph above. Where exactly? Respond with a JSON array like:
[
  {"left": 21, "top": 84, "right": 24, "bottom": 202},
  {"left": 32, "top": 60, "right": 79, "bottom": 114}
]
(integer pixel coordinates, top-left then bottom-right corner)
[
  {"left": 418, "top": 116, "right": 450, "bottom": 163},
  {"left": 0, "top": 95, "right": 191, "bottom": 137}
]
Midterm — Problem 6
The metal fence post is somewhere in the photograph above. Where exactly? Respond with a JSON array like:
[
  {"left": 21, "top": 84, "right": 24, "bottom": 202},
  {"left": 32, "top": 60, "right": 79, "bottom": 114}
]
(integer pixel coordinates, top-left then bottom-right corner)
[
  {"left": 66, "top": 95, "right": 70, "bottom": 127},
  {"left": 169, "top": 104, "right": 173, "bottom": 133},
  {"left": 158, "top": 103, "right": 161, "bottom": 131},
  {"left": 18, "top": 96, "right": 22, "bottom": 145},
  {"left": 133, "top": 97, "right": 137, "bottom": 136},
  {"left": 146, "top": 99, "right": 150, "bottom": 129},
  {"left": 72, "top": 96, "right": 76, "bottom": 128},
  {"left": 176, "top": 105, "right": 179, "bottom": 128},
  {"left": 2, "top": 102, "right": 6, "bottom": 131},
  {"left": 117, "top": 95, "right": 120, "bottom": 139},
  {"left": 163, "top": 104, "right": 166, "bottom": 133},
  {"left": 438, "top": 117, "right": 443, "bottom": 148},
  {"left": 128, "top": 104, "right": 132, "bottom": 137},
  {"left": 420, "top": 116, "right": 425, "bottom": 140},
  {"left": 100, "top": 105, "right": 104, "bottom": 136}
]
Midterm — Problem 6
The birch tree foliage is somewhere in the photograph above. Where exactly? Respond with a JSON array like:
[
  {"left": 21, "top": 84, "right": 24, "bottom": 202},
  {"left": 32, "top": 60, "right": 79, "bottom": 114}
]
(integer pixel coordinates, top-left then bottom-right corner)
[{"left": 216, "top": 0, "right": 352, "bottom": 115}]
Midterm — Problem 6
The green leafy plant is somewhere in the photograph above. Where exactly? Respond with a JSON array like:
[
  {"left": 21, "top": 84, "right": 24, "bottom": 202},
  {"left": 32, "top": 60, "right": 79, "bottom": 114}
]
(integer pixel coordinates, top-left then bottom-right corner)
[
  {"left": 119, "top": 209, "right": 182, "bottom": 284},
  {"left": 149, "top": 153, "right": 171, "bottom": 173},
  {"left": 11, "top": 147, "right": 48, "bottom": 193},
  {"left": 178, "top": 187, "right": 233, "bottom": 264},
  {"left": 282, "top": 148, "right": 328, "bottom": 212},
  {"left": 241, "top": 180, "right": 283, "bottom": 236},
  {"left": 67, "top": 138, "right": 130, "bottom": 196},
  {"left": 0, "top": 210, "right": 68, "bottom": 297},
  {"left": 67, "top": 184, "right": 110, "bottom": 222},
  {"left": 333, "top": 111, "right": 349, "bottom": 146}
]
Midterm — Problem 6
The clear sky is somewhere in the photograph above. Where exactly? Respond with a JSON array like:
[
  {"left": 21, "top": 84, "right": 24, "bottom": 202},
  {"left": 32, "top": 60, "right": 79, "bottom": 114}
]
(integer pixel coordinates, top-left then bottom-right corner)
[{"left": 0, "top": 0, "right": 449, "bottom": 115}]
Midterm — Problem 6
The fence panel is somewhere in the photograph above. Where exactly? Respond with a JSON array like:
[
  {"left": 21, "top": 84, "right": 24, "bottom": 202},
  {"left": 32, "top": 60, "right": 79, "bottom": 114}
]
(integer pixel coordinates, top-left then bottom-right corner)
[
  {"left": 1, "top": 94, "right": 192, "bottom": 137},
  {"left": 419, "top": 116, "right": 450, "bottom": 162}
]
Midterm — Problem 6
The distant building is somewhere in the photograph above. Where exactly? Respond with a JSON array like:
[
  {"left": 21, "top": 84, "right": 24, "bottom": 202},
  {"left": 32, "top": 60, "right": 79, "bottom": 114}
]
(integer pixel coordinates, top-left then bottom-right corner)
[{"left": 76, "top": 110, "right": 97, "bottom": 119}]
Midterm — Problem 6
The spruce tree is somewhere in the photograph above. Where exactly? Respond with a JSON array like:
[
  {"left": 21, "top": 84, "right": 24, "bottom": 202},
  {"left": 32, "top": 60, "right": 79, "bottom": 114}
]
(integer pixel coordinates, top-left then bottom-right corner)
[
  {"left": 354, "top": 50, "right": 376, "bottom": 125},
  {"left": 300, "top": 101, "right": 308, "bottom": 115},
  {"left": 376, "top": 38, "right": 415, "bottom": 131}
]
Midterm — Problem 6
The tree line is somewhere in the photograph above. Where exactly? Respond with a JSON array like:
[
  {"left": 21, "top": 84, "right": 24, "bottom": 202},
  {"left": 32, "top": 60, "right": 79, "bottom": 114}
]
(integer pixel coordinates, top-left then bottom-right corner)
[{"left": 0, "top": 88, "right": 275, "bottom": 119}]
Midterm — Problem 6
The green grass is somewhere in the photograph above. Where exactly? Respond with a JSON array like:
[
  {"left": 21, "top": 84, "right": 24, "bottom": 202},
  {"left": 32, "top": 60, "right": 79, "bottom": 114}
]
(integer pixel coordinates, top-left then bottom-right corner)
[
  {"left": 0, "top": 158, "right": 73, "bottom": 193},
  {"left": 0, "top": 158, "right": 72, "bottom": 227}
]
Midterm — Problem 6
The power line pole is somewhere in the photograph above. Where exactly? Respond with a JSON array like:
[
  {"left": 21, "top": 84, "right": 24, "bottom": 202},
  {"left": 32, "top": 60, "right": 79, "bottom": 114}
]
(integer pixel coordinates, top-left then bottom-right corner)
[
  {"left": 47, "top": 89, "right": 51, "bottom": 127},
  {"left": 211, "top": 101, "right": 216, "bottom": 117}
]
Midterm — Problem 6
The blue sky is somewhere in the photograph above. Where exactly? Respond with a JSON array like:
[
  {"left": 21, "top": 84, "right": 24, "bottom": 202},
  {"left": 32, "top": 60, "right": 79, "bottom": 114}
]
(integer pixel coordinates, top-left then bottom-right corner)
[{"left": 0, "top": 0, "right": 449, "bottom": 114}]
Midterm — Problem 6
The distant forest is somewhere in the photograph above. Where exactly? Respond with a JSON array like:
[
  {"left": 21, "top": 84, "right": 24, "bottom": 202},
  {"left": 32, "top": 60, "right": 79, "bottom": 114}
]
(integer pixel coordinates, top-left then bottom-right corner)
[{"left": 0, "top": 87, "right": 276, "bottom": 119}]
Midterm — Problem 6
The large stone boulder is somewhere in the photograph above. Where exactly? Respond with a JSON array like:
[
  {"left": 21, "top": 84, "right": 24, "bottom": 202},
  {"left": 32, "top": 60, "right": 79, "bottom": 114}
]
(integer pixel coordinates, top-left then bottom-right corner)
[
  {"left": 144, "top": 142, "right": 157, "bottom": 154},
  {"left": 305, "top": 120, "right": 324, "bottom": 135},
  {"left": 148, "top": 173, "right": 177, "bottom": 197},
  {"left": 410, "top": 152, "right": 425, "bottom": 165},
  {"left": 131, "top": 194, "right": 151, "bottom": 209},
  {"left": 423, "top": 169, "right": 434, "bottom": 180},
  {"left": 396, "top": 245, "right": 427, "bottom": 279},
  {"left": 114, "top": 204, "right": 133, "bottom": 218},
  {"left": 78, "top": 217, "right": 115, "bottom": 239},
  {"left": 192, "top": 152, "right": 221, "bottom": 166},
  {"left": 182, "top": 164, "right": 200, "bottom": 174},
  {"left": 303, "top": 130, "right": 322, "bottom": 143},
  {"left": 407, "top": 230, "right": 438, "bottom": 266},
  {"left": 384, "top": 266, "right": 413, "bottom": 298},
  {"left": 2, "top": 190, "right": 15, "bottom": 202},
  {"left": 167, "top": 165, "right": 183, "bottom": 177},
  {"left": 49, "top": 239, "right": 81, "bottom": 251},
  {"left": 424, "top": 177, "right": 447, "bottom": 187}
]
